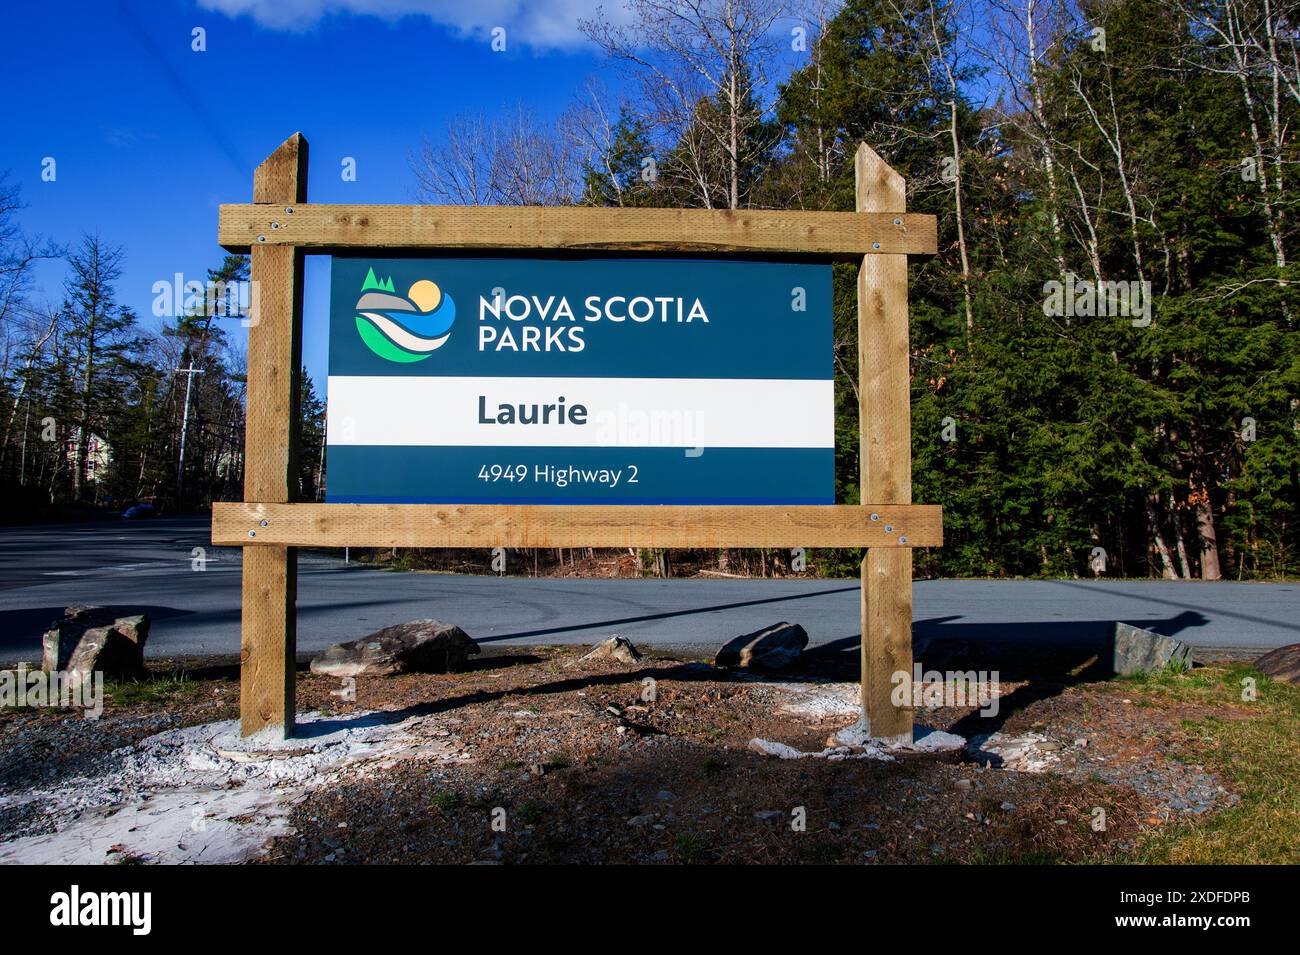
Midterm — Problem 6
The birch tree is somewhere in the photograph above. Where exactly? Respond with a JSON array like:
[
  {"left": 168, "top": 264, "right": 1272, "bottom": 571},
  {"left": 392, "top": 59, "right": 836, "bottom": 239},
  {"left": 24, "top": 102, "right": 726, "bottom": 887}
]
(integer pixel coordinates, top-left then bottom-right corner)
[{"left": 582, "top": 0, "right": 790, "bottom": 209}]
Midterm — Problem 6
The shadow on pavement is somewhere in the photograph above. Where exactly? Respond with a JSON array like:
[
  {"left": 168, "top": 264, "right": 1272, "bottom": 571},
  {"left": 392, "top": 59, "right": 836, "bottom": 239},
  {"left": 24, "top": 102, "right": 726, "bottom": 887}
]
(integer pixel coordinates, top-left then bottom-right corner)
[
  {"left": 475, "top": 585, "right": 860, "bottom": 643},
  {"left": 802, "top": 609, "right": 1212, "bottom": 737}
]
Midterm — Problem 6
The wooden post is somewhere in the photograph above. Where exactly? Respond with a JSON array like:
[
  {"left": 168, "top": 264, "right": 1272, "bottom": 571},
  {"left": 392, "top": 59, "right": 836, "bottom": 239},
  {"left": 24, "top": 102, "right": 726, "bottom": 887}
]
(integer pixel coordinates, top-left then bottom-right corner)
[
  {"left": 855, "top": 144, "right": 914, "bottom": 744},
  {"left": 240, "top": 133, "right": 308, "bottom": 737}
]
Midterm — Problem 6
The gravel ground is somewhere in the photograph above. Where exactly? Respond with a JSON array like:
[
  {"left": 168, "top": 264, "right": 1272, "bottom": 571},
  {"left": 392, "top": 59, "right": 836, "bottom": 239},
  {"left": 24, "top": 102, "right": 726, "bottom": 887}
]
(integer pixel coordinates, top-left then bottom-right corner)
[
  {"left": 0, "top": 642, "right": 1248, "bottom": 864},
  {"left": 271, "top": 643, "right": 1244, "bottom": 864}
]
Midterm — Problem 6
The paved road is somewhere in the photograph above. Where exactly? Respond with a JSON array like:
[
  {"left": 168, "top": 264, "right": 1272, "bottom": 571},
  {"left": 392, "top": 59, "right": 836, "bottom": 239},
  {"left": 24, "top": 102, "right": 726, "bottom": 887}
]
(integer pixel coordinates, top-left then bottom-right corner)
[{"left": 1, "top": 517, "right": 1296, "bottom": 662}]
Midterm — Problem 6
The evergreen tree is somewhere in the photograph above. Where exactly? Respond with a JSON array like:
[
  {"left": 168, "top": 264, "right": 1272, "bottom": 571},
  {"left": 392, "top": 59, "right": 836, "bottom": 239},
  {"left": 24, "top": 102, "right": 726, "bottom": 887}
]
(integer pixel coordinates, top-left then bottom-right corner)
[{"left": 62, "top": 235, "right": 140, "bottom": 503}]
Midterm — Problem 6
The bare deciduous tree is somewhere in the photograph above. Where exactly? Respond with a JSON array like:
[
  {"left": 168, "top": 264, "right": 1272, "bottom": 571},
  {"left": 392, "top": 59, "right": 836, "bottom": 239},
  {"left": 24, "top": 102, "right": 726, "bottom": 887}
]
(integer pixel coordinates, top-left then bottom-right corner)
[{"left": 410, "top": 103, "right": 578, "bottom": 206}]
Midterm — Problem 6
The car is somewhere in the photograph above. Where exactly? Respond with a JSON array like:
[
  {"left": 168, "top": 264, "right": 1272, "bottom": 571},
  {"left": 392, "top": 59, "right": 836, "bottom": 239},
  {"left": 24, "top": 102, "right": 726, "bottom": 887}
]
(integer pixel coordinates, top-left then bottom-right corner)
[{"left": 122, "top": 503, "right": 157, "bottom": 519}]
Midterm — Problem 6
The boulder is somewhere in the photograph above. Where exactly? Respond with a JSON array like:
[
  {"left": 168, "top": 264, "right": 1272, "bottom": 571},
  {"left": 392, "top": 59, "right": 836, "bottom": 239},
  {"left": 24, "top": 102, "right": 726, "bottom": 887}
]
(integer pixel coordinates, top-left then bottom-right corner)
[
  {"left": 1254, "top": 643, "right": 1300, "bottom": 686},
  {"left": 1112, "top": 622, "right": 1192, "bottom": 675},
  {"left": 715, "top": 622, "right": 808, "bottom": 671},
  {"left": 577, "top": 636, "right": 642, "bottom": 665},
  {"left": 310, "top": 619, "right": 479, "bottom": 677},
  {"left": 41, "top": 606, "right": 149, "bottom": 682}
]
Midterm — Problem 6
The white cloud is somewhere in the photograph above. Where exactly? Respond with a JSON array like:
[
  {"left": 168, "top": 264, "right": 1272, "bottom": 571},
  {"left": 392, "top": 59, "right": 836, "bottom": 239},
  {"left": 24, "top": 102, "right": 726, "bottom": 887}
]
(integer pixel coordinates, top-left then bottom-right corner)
[{"left": 196, "top": 0, "right": 628, "bottom": 49}]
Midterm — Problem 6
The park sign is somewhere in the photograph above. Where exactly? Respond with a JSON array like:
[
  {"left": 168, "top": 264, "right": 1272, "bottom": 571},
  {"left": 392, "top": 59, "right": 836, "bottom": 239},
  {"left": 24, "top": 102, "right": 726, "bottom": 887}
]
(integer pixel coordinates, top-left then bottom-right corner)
[
  {"left": 326, "top": 256, "right": 834, "bottom": 505},
  {"left": 214, "top": 133, "right": 941, "bottom": 740}
]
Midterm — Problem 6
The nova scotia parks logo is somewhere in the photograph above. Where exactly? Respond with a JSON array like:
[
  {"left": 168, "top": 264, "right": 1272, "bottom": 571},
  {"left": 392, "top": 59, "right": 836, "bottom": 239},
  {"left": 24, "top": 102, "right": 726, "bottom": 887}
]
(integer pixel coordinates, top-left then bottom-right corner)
[{"left": 355, "top": 268, "right": 456, "bottom": 363}]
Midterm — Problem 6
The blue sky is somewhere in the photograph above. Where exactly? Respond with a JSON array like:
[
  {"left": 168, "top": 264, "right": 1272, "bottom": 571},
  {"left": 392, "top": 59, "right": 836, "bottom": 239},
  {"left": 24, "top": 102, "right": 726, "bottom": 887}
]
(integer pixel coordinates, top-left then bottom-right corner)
[{"left": 1, "top": 0, "right": 616, "bottom": 385}]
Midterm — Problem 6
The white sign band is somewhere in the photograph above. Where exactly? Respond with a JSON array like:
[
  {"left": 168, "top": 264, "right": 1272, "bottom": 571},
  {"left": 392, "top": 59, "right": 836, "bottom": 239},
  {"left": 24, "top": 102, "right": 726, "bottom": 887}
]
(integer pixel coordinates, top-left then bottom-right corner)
[{"left": 326, "top": 375, "right": 834, "bottom": 449}]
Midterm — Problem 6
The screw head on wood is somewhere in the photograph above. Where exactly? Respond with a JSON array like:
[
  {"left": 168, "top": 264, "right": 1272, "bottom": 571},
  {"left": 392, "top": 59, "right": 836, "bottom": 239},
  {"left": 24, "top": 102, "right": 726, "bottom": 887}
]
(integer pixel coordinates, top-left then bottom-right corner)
[
  {"left": 248, "top": 530, "right": 256, "bottom": 538},
  {"left": 271, "top": 221, "right": 279, "bottom": 230},
  {"left": 884, "top": 524, "right": 894, "bottom": 533},
  {"left": 893, "top": 217, "right": 902, "bottom": 225},
  {"left": 284, "top": 206, "right": 294, "bottom": 214},
  {"left": 257, "top": 234, "right": 266, "bottom": 243},
  {"left": 899, "top": 536, "right": 908, "bottom": 545},
  {"left": 260, "top": 519, "right": 269, "bottom": 527},
  {"left": 872, "top": 242, "right": 882, "bottom": 250},
  {"left": 870, "top": 512, "right": 880, "bottom": 522}
]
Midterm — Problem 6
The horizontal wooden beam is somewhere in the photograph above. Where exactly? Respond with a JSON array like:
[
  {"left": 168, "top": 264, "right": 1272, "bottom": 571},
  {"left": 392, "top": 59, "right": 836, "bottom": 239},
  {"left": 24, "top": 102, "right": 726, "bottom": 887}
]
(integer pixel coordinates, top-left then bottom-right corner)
[
  {"left": 213, "top": 502, "right": 942, "bottom": 549},
  {"left": 218, "top": 204, "right": 937, "bottom": 259}
]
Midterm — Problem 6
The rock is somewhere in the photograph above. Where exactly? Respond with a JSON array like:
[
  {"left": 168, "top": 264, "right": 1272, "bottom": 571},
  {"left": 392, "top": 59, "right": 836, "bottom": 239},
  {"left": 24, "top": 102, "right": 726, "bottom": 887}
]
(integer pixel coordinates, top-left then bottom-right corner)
[
  {"left": 1254, "top": 643, "right": 1300, "bottom": 685},
  {"left": 953, "top": 778, "right": 973, "bottom": 791},
  {"left": 968, "top": 732, "right": 1060, "bottom": 773},
  {"left": 1112, "top": 622, "right": 1192, "bottom": 675},
  {"left": 909, "top": 727, "right": 968, "bottom": 754},
  {"left": 42, "top": 606, "right": 150, "bottom": 682},
  {"left": 748, "top": 738, "right": 808, "bottom": 759},
  {"left": 832, "top": 723, "right": 964, "bottom": 755},
  {"left": 715, "top": 622, "right": 808, "bottom": 671},
  {"left": 753, "top": 810, "right": 784, "bottom": 824},
  {"left": 832, "top": 724, "right": 873, "bottom": 747},
  {"left": 749, "top": 736, "right": 897, "bottom": 763},
  {"left": 309, "top": 619, "right": 479, "bottom": 677},
  {"left": 577, "top": 635, "right": 641, "bottom": 666}
]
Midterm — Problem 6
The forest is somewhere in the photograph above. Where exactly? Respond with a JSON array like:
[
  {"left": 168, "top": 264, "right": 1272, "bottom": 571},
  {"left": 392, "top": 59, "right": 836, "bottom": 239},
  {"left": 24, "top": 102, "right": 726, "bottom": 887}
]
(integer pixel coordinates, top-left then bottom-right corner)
[{"left": 1, "top": 0, "right": 1296, "bottom": 580}]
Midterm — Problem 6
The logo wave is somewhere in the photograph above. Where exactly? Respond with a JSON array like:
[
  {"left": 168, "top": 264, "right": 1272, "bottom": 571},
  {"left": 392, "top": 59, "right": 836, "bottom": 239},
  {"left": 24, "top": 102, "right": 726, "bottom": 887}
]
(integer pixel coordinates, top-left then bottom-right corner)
[{"left": 355, "top": 270, "right": 455, "bottom": 363}]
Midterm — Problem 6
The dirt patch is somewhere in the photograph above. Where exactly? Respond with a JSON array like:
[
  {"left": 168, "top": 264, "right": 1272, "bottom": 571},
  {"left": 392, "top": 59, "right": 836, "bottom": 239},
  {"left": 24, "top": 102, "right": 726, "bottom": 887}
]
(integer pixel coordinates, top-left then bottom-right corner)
[
  {"left": 276, "top": 646, "right": 1243, "bottom": 863},
  {"left": 0, "top": 646, "right": 1251, "bottom": 864}
]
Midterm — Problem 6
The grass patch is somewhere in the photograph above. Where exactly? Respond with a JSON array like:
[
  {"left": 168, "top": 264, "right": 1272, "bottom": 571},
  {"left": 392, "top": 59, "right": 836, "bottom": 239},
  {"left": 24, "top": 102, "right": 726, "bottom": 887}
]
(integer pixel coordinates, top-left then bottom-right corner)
[
  {"left": 429, "top": 790, "right": 463, "bottom": 812},
  {"left": 514, "top": 801, "right": 546, "bottom": 825},
  {"left": 965, "top": 847, "right": 1065, "bottom": 865},
  {"left": 544, "top": 751, "right": 572, "bottom": 771},
  {"left": 104, "top": 672, "right": 203, "bottom": 707},
  {"left": 671, "top": 830, "right": 720, "bottom": 863},
  {"left": 1128, "top": 664, "right": 1300, "bottom": 864},
  {"left": 0, "top": 666, "right": 205, "bottom": 719}
]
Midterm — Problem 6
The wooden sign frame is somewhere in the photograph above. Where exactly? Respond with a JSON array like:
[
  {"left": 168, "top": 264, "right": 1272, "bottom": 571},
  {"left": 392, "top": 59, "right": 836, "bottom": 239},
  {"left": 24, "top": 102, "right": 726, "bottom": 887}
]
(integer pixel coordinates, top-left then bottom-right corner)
[{"left": 214, "top": 133, "right": 941, "bottom": 743}]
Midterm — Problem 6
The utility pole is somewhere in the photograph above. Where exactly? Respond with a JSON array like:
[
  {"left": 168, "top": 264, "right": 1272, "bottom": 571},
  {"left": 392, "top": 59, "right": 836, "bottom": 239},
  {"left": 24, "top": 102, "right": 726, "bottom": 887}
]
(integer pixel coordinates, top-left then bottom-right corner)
[{"left": 175, "top": 359, "right": 204, "bottom": 502}]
